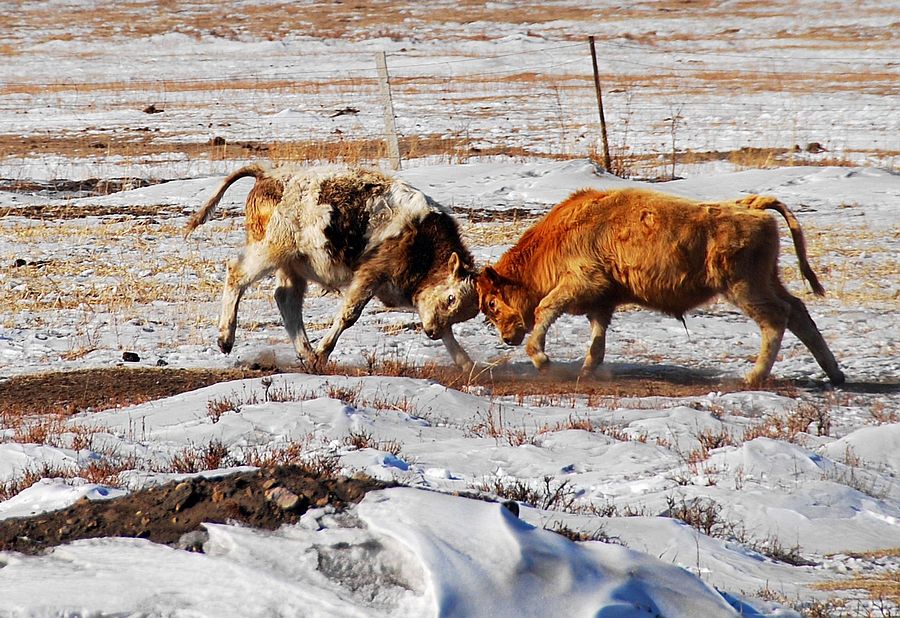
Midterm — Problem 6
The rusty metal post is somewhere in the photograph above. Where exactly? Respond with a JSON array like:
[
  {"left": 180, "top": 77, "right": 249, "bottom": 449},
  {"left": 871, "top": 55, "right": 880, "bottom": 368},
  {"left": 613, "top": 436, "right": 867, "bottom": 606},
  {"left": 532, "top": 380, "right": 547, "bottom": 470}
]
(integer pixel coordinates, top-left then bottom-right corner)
[{"left": 589, "top": 36, "right": 612, "bottom": 172}]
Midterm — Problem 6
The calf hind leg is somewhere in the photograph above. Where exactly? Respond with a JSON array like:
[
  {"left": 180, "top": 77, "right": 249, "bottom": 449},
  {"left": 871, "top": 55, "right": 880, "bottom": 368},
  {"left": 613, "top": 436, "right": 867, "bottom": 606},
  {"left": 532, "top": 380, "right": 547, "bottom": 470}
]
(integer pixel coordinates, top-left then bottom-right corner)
[
  {"left": 219, "top": 245, "right": 276, "bottom": 354},
  {"left": 581, "top": 310, "right": 612, "bottom": 377},
  {"left": 273, "top": 268, "right": 316, "bottom": 366},
  {"left": 727, "top": 283, "right": 789, "bottom": 386},
  {"left": 779, "top": 287, "right": 845, "bottom": 385}
]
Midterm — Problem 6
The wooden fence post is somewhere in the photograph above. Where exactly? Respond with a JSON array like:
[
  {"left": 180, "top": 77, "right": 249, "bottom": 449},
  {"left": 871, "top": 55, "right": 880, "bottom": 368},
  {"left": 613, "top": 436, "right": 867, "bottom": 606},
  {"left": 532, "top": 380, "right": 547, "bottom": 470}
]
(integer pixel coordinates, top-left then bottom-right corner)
[
  {"left": 588, "top": 36, "right": 612, "bottom": 172},
  {"left": 375, "top": 51, "right": 402, "bottom": 170}
]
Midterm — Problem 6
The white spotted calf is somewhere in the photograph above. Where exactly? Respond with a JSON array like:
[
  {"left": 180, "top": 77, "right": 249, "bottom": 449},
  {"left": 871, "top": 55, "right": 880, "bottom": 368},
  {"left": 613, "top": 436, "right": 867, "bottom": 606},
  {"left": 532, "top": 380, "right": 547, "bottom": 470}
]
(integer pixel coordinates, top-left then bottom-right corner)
[{"left": 185, "top": 165, "right": 479, "bottom": 371}]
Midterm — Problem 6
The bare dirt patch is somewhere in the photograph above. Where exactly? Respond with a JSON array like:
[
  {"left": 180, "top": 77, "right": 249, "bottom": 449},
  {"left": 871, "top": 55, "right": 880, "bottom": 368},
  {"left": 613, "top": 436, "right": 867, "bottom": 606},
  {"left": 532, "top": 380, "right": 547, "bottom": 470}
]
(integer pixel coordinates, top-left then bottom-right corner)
[
  {"left": 0, "top": 465, "right": 385, "bottom": 555},
  {"left": 0, "top": 367, "right": 276, "bottom": 418},
  {"left": 0, "top": 365, "right": 799, "bottom": 421}
]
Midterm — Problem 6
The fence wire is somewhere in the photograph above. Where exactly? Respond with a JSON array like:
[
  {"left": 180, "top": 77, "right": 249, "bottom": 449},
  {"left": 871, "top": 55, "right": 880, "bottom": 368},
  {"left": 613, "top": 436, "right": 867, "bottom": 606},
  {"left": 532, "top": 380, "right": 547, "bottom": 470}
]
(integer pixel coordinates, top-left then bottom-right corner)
[{"left": 0, "top": 38, "right": 896, "bottom": 179}]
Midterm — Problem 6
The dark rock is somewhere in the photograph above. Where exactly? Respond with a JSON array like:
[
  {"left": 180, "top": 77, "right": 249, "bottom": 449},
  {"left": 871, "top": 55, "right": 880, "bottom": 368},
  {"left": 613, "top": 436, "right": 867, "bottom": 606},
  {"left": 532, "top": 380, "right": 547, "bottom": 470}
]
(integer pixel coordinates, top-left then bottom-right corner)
[
  {"left": 176, "top": 530, "right": 209, "bottom": 552},
  {"left": 501, "top": 500, "right": 520, "bottom": 518}
]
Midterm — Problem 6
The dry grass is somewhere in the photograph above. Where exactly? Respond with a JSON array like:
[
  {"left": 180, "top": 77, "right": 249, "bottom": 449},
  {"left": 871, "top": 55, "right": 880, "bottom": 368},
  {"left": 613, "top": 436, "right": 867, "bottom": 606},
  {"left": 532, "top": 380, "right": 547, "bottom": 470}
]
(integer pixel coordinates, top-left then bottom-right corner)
[
  {"left": 0, "top": 77, "right": 369, "bottom": 97},
  {"left": 0, "top": 2, "right": 606, "bottom": 48},
  {"left": 844, "top": 548, "right": 900, "bottom": 560},
  {"left": 2, "top": 218, "right": 233, "bottom": 318},
  {"left": 461, "top": 219, "right": 535, "bottom": 246},
  {"left": 814, "top": 572, "right": 900, "bottom": 607},
  {"left": 477, "top": 475, "right": 579, "bottom": 513},
  {"left": 0, "top": 452, "right": 141, "bottom": 501},
  {"left": 7, "top": 0, "right": 890, "bottom": 50}
]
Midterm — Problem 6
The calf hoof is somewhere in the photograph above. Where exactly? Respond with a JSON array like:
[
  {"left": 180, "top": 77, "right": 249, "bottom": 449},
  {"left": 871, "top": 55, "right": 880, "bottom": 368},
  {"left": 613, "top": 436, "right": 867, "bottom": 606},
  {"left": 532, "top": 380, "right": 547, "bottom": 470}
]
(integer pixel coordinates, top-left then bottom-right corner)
[
  {"left": 530, "top": 353, "right": 551, "bottom": 372},
  {"left": 458, "top": 360, "right": 476, "bottom": 375},
  {"left": 829, "top": 370, "right": 846, "bottom": 386},
  {"left": 309, "top": 351, "right": 331, "bottom": 374},
  {"left": 743, "top": 372, "right": 768, "bottom": 388},
  {"left": 296, "top": 350, "right": 317, "bottom": 370},
  {"left": 217, "top": 338, "right": 233, "bottom": 355},
  {"left": 296, "top": 353, "right": 323, "bottom": 374}
]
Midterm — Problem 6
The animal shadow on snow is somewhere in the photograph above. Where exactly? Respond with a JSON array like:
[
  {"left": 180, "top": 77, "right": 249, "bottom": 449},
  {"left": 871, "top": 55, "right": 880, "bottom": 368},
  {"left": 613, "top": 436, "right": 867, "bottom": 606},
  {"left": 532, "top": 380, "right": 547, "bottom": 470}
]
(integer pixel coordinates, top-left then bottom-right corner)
[{"left": 485, "top": 359, "right": 726, "bottom": 387}]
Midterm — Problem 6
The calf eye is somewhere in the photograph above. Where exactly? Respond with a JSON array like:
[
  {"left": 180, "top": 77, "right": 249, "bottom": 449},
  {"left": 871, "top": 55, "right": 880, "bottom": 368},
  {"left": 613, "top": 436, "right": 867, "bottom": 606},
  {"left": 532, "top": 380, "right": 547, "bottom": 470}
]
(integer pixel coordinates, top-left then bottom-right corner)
[
  {"left": 488, "top": 299, "right": 496, "bottom": 311},
  {"left": 448, "top": 294, "right": 456, "bottom": 305}
]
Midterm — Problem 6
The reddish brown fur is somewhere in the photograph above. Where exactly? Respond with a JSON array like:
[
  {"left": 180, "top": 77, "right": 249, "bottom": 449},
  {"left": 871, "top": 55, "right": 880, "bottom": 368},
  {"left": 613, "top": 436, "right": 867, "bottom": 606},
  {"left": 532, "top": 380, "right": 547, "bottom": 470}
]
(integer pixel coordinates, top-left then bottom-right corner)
[
  {"left": 244, "top": 176, "right": 283, "bottom": 243},
  {"left": 477, "top": 188, "right": 844, "bottom": 385}
]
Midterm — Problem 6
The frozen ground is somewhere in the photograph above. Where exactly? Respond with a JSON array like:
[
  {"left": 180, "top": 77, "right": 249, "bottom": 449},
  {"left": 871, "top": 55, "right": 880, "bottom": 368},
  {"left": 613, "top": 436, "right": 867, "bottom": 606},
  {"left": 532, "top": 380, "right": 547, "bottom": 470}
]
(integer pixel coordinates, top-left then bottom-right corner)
[{"left": 1, "top": 1, "right": 898, "bottom": 616}]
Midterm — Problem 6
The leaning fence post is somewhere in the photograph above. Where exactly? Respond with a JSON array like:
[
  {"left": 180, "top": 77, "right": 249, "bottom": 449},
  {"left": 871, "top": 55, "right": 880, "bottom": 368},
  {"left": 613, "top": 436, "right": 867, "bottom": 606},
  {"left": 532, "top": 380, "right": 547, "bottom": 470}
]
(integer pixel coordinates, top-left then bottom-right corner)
[
  {"left": 588, "top": 36, "right": 612, "bottom": 172},
  {"left": 375, "top": 51, "right": 402, "bottom": 171}
]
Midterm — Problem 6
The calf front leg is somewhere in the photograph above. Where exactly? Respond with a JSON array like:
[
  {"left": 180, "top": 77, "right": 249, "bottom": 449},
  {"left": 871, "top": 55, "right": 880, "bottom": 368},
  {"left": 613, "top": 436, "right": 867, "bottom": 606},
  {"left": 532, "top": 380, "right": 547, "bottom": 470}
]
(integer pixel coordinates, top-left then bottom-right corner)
[
  {"left": 525, "top": 278, "right": 575, "bottom": 371},
  {"left": 442, "top": 327, "right": 475, "bottom": 373},
  {"left": 218, "top": 244, "right": 276, "bottom": 354},
  {"left": 273, "top": 268, "right": 315, "bottom": 366},
  {"left": 314, "top": 276, "right": 377, "bottom": 369}
]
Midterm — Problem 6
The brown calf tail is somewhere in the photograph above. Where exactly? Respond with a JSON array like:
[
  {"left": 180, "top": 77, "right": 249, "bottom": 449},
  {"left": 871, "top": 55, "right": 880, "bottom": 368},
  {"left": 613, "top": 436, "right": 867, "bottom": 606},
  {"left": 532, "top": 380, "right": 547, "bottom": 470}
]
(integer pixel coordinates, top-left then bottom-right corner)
[
  {"left": 738, "top": 195, "right": 826, "bottom": 296},
  {"left": 183, "top": 164, "right": 268, "bottom": 238}
]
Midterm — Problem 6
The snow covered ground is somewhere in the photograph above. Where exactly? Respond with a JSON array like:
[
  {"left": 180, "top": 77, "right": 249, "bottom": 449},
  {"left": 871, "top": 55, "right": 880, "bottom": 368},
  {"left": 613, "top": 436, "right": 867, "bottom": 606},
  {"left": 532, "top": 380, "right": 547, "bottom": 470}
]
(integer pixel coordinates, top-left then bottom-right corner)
[
  {"left": 1, "top": 1, "right": 898, "bottom": 616},
  {"left": 2, "top": 159, "right": 898, "bottom": 617}
]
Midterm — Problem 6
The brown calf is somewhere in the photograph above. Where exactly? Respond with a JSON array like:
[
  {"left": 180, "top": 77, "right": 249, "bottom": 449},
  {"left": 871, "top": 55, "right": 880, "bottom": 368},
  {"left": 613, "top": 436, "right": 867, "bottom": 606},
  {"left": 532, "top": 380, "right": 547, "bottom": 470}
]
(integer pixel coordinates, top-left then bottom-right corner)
[{"left": 477, "top": 188, "right": 844, "bottom": 385}]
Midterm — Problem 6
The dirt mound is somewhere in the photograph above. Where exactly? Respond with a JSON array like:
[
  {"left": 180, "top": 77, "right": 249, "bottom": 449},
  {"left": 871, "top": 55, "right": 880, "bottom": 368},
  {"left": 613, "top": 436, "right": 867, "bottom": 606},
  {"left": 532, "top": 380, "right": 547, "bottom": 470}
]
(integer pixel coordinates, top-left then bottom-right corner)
[
  {"left": 0, "top": 466, "right": 385, "bottom": 555},
  {"left": 0, "top": 367, "right": 277, "bottom": 417}
]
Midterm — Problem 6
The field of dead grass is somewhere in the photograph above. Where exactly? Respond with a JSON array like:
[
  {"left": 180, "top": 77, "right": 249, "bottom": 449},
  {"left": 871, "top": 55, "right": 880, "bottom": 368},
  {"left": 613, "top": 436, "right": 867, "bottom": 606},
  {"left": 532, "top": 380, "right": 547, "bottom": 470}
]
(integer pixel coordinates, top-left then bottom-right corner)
[
  {"left": 1, "top": 1, "right": 895, "bottom": 177},
  {"left": 3, "top": 202, "right": 895, "bottom": 339},
  {"left": 3, "top": 1, "right": 892, "bottom": 49}
]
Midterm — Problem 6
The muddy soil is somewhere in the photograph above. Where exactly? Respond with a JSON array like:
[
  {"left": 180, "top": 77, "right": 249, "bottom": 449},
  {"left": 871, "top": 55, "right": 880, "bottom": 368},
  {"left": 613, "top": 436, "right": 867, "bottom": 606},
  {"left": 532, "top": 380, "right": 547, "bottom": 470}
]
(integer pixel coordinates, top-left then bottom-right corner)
[
  {"left": 0, "top": 466, "right": 385, "bottom": 555},
  {"left": 0, "top": 367, "right": 277, "bottom": 417},
  {"left": 0, "top": 364, "right": 806, "bottom": 420}
]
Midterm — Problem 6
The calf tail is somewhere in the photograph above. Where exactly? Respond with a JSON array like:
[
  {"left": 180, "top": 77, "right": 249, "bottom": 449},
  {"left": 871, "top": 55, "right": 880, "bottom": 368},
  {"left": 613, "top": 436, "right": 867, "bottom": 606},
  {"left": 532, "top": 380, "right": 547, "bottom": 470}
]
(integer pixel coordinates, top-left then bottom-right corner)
[
  {"left": 184, "top": 164, "right": 268, "bottom": 238},
  {"left": 738, "top": 195, "right": 826, "bottom": 296}
]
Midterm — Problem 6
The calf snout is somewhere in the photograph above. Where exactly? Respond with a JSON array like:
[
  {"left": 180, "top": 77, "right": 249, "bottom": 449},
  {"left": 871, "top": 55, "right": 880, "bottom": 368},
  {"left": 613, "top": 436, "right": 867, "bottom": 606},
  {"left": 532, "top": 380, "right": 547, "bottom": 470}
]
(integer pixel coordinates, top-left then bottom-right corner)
[
  {"left": 501, "top": 330, "right": 525, "bottom": 346},
  {"left": 423, "top": 326, "right": 443, "bottom": 340}
]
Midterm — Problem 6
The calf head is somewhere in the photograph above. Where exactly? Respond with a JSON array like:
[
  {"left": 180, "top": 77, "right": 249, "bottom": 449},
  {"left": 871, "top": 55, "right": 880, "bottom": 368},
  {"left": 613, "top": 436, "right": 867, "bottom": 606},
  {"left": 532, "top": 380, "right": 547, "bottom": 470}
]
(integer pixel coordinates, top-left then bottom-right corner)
[
  {"left": 415, "top": 252, "right": 479, "bottom": 339},
  {"left": 477, "top": 266, "right": 529, "bottom": 346}
]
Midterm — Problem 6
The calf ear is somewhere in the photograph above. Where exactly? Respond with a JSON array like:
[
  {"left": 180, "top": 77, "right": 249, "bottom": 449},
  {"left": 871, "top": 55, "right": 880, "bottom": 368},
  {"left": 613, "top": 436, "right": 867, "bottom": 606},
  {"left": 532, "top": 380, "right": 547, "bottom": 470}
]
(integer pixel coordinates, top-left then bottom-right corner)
[
  {"left": 448, "top": 251, "right": 461, "bottom": 277},
  {"left": 483, "top": 265, "right": 501, "bottom": 284}
]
